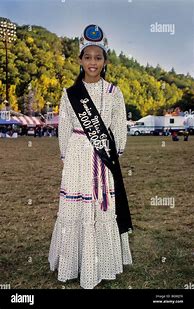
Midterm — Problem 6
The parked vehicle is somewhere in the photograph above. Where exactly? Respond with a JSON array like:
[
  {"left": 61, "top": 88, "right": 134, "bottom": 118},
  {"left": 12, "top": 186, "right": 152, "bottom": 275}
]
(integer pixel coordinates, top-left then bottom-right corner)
[
  {"left": 128, "top": 115, "right": 155, "bottom": 135},
  {"left": 128, "top": 115, "right": 194, "bottom": 136}
]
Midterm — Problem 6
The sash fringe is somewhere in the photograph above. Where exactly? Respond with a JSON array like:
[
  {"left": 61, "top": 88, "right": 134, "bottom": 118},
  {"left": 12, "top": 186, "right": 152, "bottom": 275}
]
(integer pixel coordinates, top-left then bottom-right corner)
[{"left": 92, "top": 148, "right": 110, "bottom": 211}]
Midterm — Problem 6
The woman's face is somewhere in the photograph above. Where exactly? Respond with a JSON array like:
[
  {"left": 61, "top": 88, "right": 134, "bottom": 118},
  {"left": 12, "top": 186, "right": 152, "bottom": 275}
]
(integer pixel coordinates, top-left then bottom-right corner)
[{"left": 79, "top": 45, "right": 107, "bottom": 82}]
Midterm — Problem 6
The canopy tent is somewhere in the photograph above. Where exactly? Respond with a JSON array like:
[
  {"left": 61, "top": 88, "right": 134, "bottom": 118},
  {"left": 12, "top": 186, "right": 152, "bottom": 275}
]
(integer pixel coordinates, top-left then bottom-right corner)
[
  {"left": 0, "top": 118, "right": 21, "bottom": 125},
  {"left": 12, "top": 115, "right": 43, "bottom": 127}
]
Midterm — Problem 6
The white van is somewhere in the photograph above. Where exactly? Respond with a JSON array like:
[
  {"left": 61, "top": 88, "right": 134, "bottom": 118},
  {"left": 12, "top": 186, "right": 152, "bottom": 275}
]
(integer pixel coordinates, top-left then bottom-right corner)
[
  {"left": 128, "top": 115, "right": 186, "bottom": 136},
  {"left": 128, "top": 115, "right": 155, "bottom": 135}
]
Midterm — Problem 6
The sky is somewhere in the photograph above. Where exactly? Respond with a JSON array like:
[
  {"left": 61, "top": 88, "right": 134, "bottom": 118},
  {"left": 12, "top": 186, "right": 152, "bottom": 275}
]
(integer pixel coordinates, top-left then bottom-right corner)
[{"left": 0, "top": 0, "right": 194, "bottom": 76}]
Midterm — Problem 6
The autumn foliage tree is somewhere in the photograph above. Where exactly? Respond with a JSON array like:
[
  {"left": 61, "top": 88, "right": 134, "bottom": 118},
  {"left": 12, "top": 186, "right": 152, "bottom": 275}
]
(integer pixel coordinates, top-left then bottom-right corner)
[{"left": 0, "top": 18, "right": 194, "bottom": 118}]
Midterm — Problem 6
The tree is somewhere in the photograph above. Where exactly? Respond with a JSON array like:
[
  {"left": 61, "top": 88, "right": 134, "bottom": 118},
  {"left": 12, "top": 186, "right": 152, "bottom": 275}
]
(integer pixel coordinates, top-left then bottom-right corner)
[{"left": 0, "top": 18, "right": 193, "bottom": 116}]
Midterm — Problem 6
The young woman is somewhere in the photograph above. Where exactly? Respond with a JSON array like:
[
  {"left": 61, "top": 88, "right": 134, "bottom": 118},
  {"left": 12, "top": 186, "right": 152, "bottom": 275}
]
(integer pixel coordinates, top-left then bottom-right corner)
[{"left": 48, "top": 24, "right": 133, "bottom": 289}]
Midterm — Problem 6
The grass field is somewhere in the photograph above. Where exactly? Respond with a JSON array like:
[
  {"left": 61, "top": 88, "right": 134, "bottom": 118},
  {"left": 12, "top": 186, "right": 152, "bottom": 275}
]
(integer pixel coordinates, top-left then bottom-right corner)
[{"left": 0, "top": 135, "right": 193, "bottom": 289}]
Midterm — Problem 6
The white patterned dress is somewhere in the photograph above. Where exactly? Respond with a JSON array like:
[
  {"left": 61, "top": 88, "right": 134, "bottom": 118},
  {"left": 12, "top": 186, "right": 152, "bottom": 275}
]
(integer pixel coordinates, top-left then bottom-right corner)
[{"left": 48, "top": 78, "right": 132, "bottom": 289}]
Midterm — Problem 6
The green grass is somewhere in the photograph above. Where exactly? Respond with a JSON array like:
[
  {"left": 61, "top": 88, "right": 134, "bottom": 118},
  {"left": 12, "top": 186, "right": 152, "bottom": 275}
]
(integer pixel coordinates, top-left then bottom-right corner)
[{"left": 0, "top": 135, "right": 193, "bottom": 289}]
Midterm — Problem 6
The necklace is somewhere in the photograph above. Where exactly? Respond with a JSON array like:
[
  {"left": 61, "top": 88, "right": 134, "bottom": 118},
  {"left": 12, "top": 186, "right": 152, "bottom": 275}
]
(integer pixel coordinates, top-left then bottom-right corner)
[{"left": 100, "top": 78, "right": 104, "bottom": 116}]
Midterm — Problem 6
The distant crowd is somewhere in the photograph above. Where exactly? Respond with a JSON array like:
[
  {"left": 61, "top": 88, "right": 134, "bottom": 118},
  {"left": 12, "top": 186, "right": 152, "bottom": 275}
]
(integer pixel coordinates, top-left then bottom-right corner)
[
  {"left": 0, "top": 125, "right": 58, "bottom": 138},
  {"left": 171, "top": 130, "right": 189, "bottom": 142}
]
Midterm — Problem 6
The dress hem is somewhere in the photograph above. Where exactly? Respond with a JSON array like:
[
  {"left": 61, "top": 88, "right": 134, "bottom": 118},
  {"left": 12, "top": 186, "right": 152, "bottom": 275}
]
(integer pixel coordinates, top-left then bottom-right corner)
[{"left": 49, "top": 267, "right": 131, "bottom": 289}]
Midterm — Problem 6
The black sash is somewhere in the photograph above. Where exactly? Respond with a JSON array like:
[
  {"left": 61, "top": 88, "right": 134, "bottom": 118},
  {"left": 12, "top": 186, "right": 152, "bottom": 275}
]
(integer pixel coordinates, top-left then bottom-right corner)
[{"left": 66, "top": 80, "right": 133, "bottom": 234}]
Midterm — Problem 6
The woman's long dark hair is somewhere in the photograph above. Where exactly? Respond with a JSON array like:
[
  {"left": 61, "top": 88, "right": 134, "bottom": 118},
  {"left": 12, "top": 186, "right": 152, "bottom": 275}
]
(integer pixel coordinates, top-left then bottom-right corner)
[{"left": 74, "top": 48, "right": 108, "bottom": 85}]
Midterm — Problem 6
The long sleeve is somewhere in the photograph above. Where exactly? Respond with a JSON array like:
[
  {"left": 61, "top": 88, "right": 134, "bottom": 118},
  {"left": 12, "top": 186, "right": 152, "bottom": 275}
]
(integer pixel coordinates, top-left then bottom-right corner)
[
  {"left": 110, "top": 87, "right": 127, "bottom": 156},
  {"left": 58, "top": 88, "right": 73, "bottom": 162}
]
